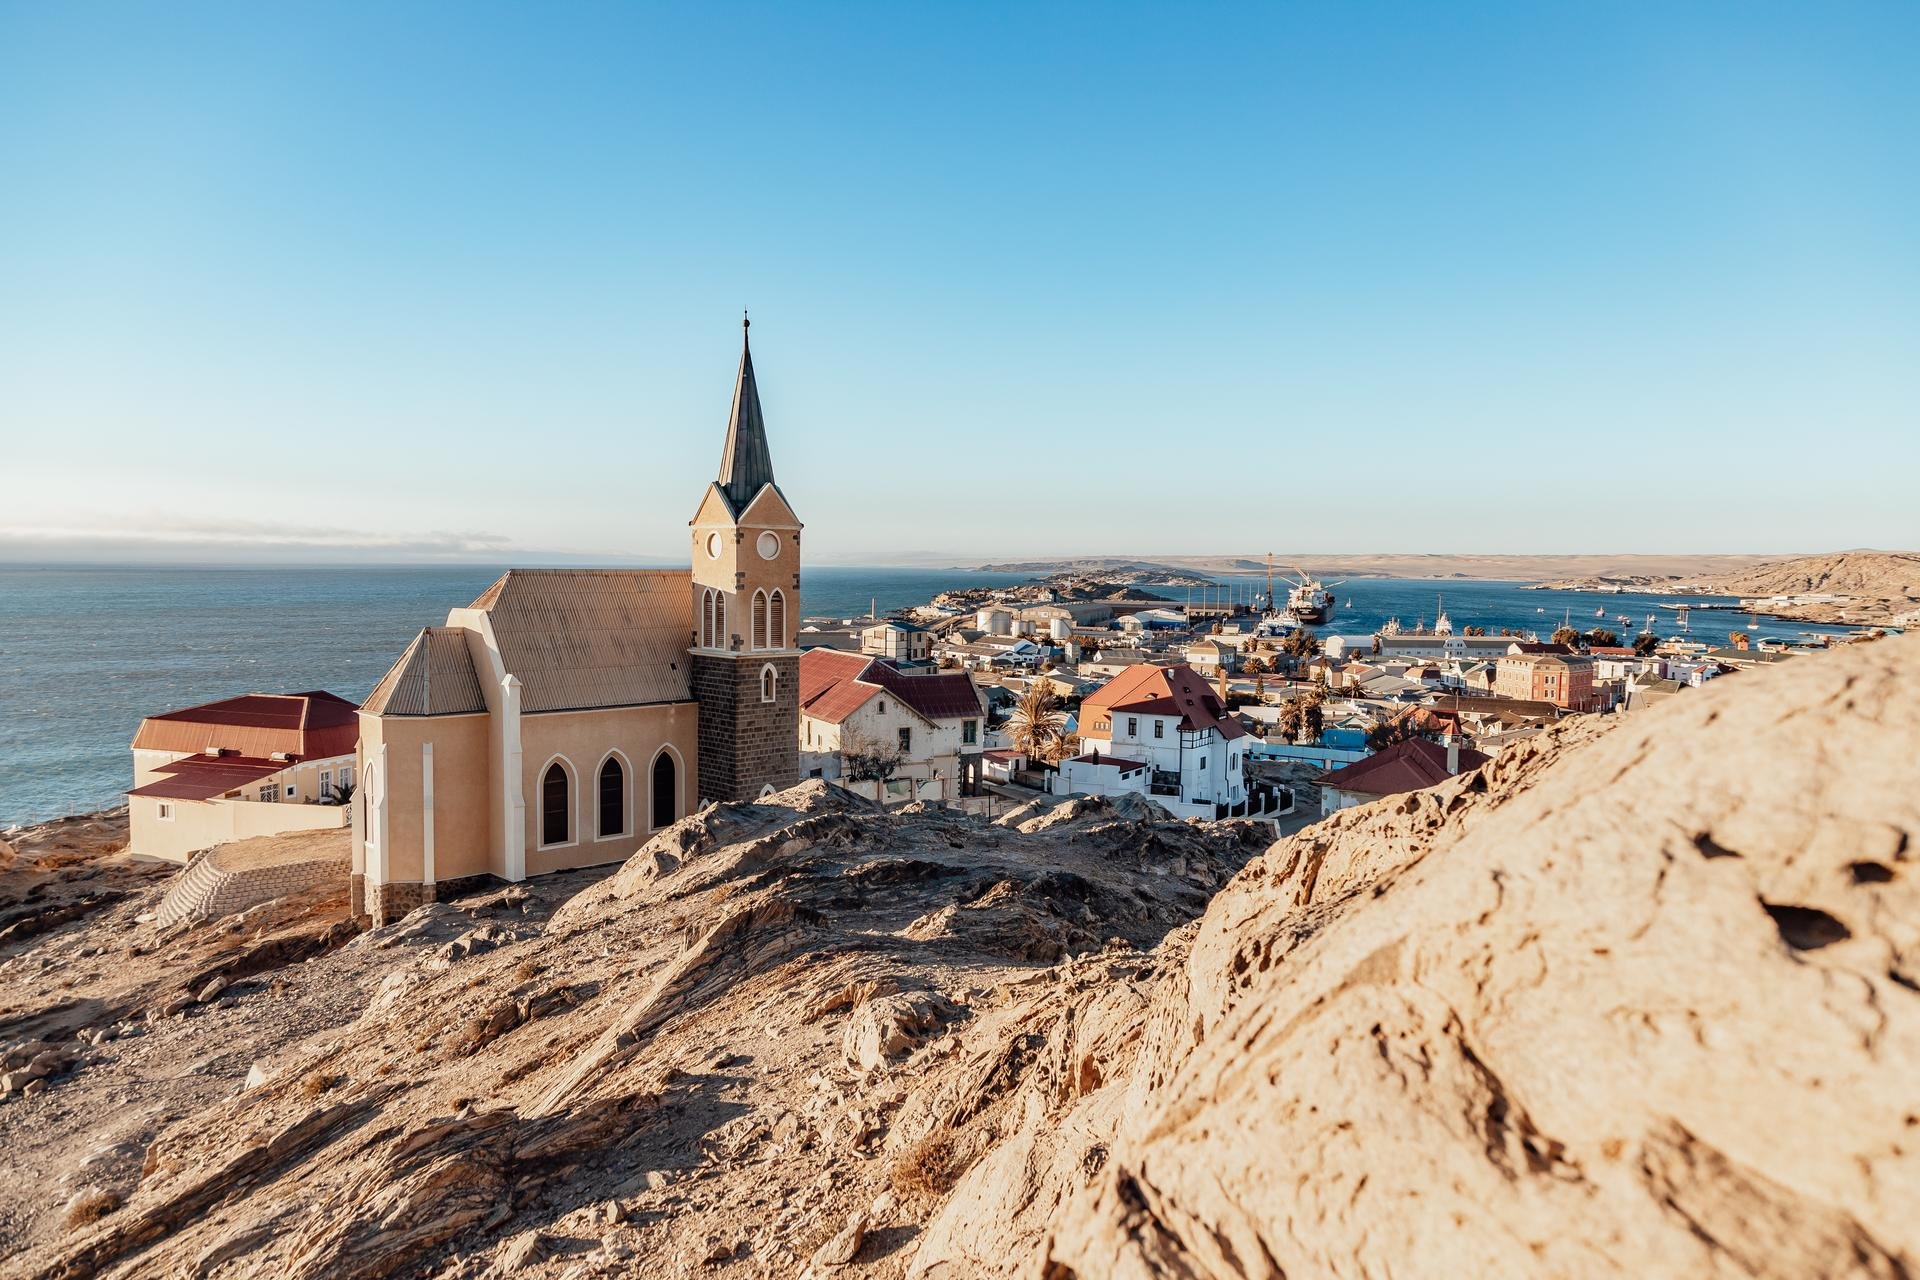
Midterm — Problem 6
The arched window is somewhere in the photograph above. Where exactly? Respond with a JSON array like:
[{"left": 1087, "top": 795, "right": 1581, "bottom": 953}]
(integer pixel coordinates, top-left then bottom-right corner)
[
  {"left": 769, "top": 589, "right": 786, "bottom": 649},
  {"left": 541, "top": 762, "right": 569, "bottom": 846},
  {"left": 701, "top": 590, "right": 718, "bottom": 649},
  {"left": 752, "top": 589, "right": 769, "bottom": 650},
  {"left": 761, "top": 663, "right": 778, "bottom": 703},
  {"left": 597, "top": 756, "right": 625, "bottom": 838},
  {"left": 651, "top": 750, "right": 676, "bottom": 830}
]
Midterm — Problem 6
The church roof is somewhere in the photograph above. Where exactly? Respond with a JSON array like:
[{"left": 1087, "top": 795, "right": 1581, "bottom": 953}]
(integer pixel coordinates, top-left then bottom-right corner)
[
  {"left": 716, "top": 316, "right": 778, "bottom": 514},
  {"left": 464, "top": 569, "right": 693, "bottom": 713},
  {"left": 363, "top": 627, "right": 488, "bottom": 717}
]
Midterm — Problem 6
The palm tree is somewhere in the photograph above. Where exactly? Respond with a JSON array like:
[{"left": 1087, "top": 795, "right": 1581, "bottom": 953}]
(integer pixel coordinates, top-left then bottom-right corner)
[
  {"left": 1277, "top": 688, "right": 1327, "bottom": 744},
  {"left": 324, "top": 780, "right": 357, "bottom": 806},
  {"left": 1366, "top": 713, "right": 1417, "bottom": 753},
  {"left": 1008, "top": 681, "right": 1068, "bottom": 764}
]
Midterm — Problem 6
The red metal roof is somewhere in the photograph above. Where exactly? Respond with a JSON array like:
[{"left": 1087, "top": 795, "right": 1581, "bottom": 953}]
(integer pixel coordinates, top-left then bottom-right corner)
[
  {"left": 132, "top": 691, "right": 359, "bottom": 760},
  {"left": 797, "top": 651, "right": 983, "bottom": 726},
  {"left": 1317, "top": 738, "right": 1490, "bottom": 798},
  {"left": 127, "top": 756, "right": 288, "bottom": 802}
]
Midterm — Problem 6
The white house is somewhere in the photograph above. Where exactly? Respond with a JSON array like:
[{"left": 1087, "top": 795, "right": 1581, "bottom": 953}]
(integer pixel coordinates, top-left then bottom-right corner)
[
  {"left": 1070, "top": 662, "right": 1270, "bottom": 820},
  {"left": 797, "top": 650, "right": 987, "bottom": 802}
]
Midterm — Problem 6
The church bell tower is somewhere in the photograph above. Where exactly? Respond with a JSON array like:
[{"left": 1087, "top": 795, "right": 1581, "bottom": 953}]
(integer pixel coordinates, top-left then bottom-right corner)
[{"left": 689, "top": 314, "right": 802, "bottom": 803}]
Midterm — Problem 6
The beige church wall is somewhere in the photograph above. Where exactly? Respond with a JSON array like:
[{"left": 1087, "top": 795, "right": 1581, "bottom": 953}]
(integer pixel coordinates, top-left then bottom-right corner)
[
  {"left": 520, "top": 701, "right": 700, "bottom": 876},
  {"left": 358, "top": 712, "right": 493, "bottom": 886}
]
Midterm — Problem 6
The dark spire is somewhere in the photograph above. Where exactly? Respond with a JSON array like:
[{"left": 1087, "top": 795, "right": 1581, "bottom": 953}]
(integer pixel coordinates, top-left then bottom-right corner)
[{"left": 716, "top": 312, "right": 775, "bottom": 512}]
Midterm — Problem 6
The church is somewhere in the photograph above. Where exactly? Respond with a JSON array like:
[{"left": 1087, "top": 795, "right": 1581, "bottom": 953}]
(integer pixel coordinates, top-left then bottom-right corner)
[{"left": 350, "top": 319, "right": 802, "bottom": 923}]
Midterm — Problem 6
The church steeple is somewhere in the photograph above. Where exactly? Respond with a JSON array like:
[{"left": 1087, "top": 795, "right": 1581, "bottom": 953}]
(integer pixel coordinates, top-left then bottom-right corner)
[{"left": 716, "top": 311, "right": 775, "bottom": 513}]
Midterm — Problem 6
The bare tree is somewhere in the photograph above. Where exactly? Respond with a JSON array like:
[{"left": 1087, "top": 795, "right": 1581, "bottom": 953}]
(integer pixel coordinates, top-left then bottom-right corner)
[{"left": 839, "top": 728, "right": 907, "bottom": 803}]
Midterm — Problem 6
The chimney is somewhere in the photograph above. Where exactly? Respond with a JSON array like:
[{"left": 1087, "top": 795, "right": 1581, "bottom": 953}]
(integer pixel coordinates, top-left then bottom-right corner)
[{"left": 1445, "top": 732, "right": 1460, "bottom": 776}]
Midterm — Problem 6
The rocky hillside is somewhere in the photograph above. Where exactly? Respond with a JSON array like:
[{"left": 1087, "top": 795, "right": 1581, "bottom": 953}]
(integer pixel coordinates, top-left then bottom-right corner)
[
  {"left": 1681, "top": 548, "right": 1920, "bottom": 614},
  {"left": 6, "top": 633, "right": 1917, "bottom": 1278}
]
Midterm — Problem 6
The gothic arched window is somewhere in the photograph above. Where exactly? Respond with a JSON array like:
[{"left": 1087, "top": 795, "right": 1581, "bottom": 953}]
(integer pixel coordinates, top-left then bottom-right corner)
[
  {"left": 761, "top": 663, "right": 778, "bottom": 703},
  {"left": 769, "top": 589, "right": 786, "bottom": 650},
  {"left": 597, "top": 756, "right": 624, "bottom": 838},
  {"left": 752, "top": 589, "right": 769, "bottom": 650},
  {"left": 541, "top": 762, "right": 570, "bottom": 846},
  {"left": 651, "top": 750, "right": 676, "bottom": 830},
  {"left": 701, "top": 590, "right": 718, "bottom": 649}
]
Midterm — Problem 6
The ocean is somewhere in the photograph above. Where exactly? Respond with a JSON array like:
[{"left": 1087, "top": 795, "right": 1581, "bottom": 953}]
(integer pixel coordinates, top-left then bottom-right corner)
[{"left": 0, "top": 564, "right": 1855, "bottom": 827}]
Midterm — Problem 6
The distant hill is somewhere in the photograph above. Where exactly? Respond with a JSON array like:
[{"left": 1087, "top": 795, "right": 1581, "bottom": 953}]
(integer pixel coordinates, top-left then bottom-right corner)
[
  {"left": 972, "top": 553, "right": 1777, "bottom": 581},
  {"left": 1675, "top": 550, "right": 1920, "bottom": 600}
]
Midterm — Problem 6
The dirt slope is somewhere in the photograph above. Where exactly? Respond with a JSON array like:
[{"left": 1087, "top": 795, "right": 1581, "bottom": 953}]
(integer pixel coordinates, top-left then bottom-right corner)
[
  {"left": 7, "top": 790, "right": 1267, "bottom": 1278},
  {"left": 7, "top": 634, "right": 1916, "bottom": 1279}
]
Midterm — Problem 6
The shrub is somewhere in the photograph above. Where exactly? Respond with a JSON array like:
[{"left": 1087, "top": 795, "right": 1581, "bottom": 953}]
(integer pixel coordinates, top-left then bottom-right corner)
[
  {"left": 890, "top": 1130, "right": 961, "bottom": 1200},
  {"left": 64, "top": 1188, "right": 120, "bottom": 1230}
]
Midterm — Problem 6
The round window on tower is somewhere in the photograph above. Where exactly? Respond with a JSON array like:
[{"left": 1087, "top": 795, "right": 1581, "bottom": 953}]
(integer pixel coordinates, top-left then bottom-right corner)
[
  {"left": 705, "top": 532, "right": 723, "bottom": 559},
  {"left": 757, "top": 531, "right": 780, "bottom": 560}
]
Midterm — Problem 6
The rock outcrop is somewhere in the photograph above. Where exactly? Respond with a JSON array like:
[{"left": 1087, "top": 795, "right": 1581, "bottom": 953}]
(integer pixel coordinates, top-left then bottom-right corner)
[
  {"left": 914, "top": 631, "right": 1920, "bottom": 1277},
  {"left": 4, "top": 635, "right": 1916, "bottom": 1278}
]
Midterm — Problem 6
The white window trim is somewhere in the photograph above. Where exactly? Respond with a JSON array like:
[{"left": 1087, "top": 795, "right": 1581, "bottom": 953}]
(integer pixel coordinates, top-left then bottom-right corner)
[
  {"left": 157, "top": 802, "right": 174, "bottom": 821},
  {"left": 760, "top": 663, "right": 779, "bottom": 703},
  {"left": 536, "top": 754, "right": 580, "bottom": 851},
  {"left": 592, "top": 749, "right": 634, "bottom": 842}
]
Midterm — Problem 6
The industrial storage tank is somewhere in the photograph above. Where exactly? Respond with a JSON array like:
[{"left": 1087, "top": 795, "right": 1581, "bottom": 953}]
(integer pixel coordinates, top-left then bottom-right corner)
[
  {"left": 976, "top": 607, "right": 1014, "bottom": 635},
  {"left": 1048, "top": 616, "right": 1073, "bottom": 641}
]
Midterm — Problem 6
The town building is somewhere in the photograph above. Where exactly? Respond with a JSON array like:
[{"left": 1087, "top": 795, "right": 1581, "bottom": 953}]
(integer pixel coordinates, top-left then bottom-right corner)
[
  {"left": 1494, "top": 652, "right": 1600, "bottom": 711},
  {"left": 127, "top": 691, "right": 359, "bottom": 863},
  {"left": 861, "top": 620, "right": 933, "bottom": 664},
  {"left": 349, "top": 320, "right": 802, "bottom": 922},
  {"left": 796, "top": 649, "right": 986, "bottom": 801},
  {"left": 1317, "top": 736, "right": 1490, "bottom": 816},
  {"left": 1071, "top": 662, "right": 1266, "bottom": 819},
  {"left": 1183, "top": 637, "right": 1239, "bottom": 673}
]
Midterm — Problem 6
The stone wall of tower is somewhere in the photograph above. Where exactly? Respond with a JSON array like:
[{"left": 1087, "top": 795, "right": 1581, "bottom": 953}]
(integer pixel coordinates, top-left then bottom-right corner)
[{"left": 691, "top": 652, "right": 799, "bottom": 803}]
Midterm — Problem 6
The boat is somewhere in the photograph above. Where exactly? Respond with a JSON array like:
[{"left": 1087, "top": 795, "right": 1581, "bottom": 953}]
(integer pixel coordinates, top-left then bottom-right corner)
[
  {"left": 1273, "top": 560, "right": 1338, "bottom": 625},
  {"left": 1594, "top": 607, "right": 1606, "bottom": 617}
]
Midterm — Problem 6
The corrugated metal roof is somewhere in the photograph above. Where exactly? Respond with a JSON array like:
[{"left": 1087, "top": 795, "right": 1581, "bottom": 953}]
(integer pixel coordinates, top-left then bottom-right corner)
[
  {"left": 362, "top": 627, "right": 489, "bottom": 716},
  {"left": 127, "top": 756, "right": 287, "bottom": 801},
  {"left": 1317, "top": 738, "right": 1490, "bottom": 797},
  {"left": 470, "top": 569, "right": 693, "bottom": 713},
  {"left": 131, "top": 692, "right": 359, "bottom": 759},
  {"left": 798, "top": 650, "right": 983, "bottom": 726}
]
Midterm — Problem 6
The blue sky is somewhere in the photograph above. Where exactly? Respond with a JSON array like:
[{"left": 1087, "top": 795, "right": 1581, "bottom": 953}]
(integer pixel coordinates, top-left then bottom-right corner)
[{"left": 2, "top": 2, "right": 1915, "bottom": 563}]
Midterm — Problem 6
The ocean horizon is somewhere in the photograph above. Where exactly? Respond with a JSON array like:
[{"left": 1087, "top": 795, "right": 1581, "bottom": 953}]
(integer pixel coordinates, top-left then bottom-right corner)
[{"left": 0, "top": 562, "right": 1852, "bottom": 828}]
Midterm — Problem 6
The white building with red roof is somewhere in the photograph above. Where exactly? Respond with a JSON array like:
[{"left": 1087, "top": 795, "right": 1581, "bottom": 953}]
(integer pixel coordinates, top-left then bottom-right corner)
[
  {"left": 797, "top": 649, "right": 987, "bottom": 802},
  {"left": 1069, "top": 663, "right": 1263, "bottom": 820},
  {"left": 127, "top": 690, "right": 360, "bottom": 863}
]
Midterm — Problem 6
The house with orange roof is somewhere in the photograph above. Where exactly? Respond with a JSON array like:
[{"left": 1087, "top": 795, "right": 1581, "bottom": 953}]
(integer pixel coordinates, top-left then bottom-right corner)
[
  {"left": 127, "top": 691, "right": 360, "bottom": 862},
  {"left": 1070, "top": 662, "right": 1270, "bottom": 819}
]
